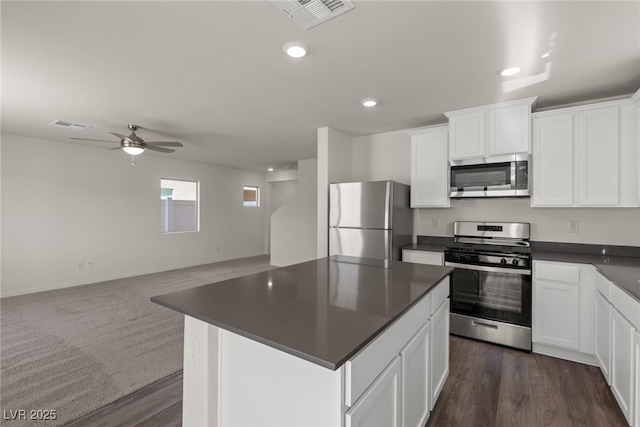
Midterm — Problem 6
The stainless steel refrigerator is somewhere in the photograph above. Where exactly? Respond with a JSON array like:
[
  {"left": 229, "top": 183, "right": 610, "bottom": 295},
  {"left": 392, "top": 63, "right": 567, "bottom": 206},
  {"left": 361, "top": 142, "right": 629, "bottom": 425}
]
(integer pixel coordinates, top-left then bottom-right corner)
[{"left": 329, "top": 181, "right": 413, "bottom": 264}]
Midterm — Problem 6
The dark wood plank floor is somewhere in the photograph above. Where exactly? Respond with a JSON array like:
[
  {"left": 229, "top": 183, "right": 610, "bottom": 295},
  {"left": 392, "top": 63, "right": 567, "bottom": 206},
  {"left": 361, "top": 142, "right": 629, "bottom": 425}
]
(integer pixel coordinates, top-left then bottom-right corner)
[
  {"left": 428, "top": 336, "right": 628, "bottom": 427},
  {"left": 65, "top": 336, "right": 628, "bottom": 426},
  {"left": 65, "top": 371, "right": 182, "bottom": 427}
]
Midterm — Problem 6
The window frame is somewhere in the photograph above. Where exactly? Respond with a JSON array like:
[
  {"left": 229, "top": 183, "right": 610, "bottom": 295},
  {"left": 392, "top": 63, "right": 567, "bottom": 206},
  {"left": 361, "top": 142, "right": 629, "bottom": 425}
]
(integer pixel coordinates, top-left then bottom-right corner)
[{"left": 160, "top": 178, "right": 200, "bottom": 233}]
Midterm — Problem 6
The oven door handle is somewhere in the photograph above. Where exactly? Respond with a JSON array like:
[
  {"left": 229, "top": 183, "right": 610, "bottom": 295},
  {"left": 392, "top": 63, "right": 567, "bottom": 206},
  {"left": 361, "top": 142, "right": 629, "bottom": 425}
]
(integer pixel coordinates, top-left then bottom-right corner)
[{"left": 445, "top": 261, "right": 531, "bottom": 276}]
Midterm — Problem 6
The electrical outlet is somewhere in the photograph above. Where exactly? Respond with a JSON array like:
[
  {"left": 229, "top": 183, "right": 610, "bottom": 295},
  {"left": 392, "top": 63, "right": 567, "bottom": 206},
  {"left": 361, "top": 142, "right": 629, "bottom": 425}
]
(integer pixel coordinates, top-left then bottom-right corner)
[
  {"left": 87, "top": 260, "right": 93, "bottom": 269},
  {"left": 568, "top": 220, "right": 580, "bottom": 233},
  {"left": 433, "top": 218, "right": 441, "bottom": 229},
  {"left": 77, "top": 261, "right": 85, "bottom": 270}
]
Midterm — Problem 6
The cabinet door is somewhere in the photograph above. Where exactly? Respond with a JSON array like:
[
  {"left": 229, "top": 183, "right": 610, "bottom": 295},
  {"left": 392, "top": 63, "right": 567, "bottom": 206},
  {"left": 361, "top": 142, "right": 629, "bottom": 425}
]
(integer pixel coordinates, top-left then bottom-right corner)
[
  {"left": 401, "top": 321, "right": 431, "bottom": 427},
  {"left": 410, "top": 128, "right": 450, "bottom": 207},
  {"left": 489, "top": 102, "right": 530, "bottom": 155},
  {"left": 430, "top": 299, "right": 450, "bottom": 408},
  {"left": 531, "top": 113, "right": 574, "bottom": 206},
  {"left": 533, "top": 280, "right": 580, "bottom": 350},
  {"left": 448, "top": 111, "right": 485, "bottom": 159},
  {"left": 577, "top": 107, "right": 620, "bottom": 206},
  {"left": 611, "top": 309, "right": 635, "bottom": 424},
  {"left": 346, "top": 355, "right": 402, "bottom": 427},
  {"left": 594, "top": 291, "right": 612, "bottom": 384},
  {"left": 634, "top": 329, "right": 640, "bottom": 427}
]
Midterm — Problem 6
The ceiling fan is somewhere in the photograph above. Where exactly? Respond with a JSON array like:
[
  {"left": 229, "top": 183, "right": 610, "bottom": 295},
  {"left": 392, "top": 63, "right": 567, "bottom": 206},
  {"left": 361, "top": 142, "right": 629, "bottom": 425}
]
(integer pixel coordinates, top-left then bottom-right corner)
[{"left": 71, "top": 124, "right": 183, "bottom": 156}]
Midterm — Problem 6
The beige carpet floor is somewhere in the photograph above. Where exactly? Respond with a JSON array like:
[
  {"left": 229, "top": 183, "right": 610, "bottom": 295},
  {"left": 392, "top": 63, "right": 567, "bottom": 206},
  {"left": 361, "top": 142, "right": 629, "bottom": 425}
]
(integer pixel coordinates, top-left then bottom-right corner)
[{"left": 0, "top": 255, "right": 274, "bottom": 427}]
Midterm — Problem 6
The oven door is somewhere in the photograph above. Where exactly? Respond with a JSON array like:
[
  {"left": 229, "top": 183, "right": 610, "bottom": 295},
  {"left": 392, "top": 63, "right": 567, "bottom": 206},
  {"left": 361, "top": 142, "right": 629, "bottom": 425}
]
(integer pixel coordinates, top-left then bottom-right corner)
[{"left": 445, "top": 262, "right": 532, "bottom": 327}]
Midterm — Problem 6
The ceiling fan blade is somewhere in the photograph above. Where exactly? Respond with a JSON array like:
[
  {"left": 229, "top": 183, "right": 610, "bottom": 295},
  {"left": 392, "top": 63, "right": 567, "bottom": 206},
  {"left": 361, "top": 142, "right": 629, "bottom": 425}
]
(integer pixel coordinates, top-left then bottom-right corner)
[
  {"left": 145, "top": 146, "right": 175, "bottom": 153},
  {"left": 110, "top": 132, "right": 129, "bottom": 141},
  {"left": 70, "top": 137, "right": 118, "bottom": 143},
  {"left": 145, "top": 141, "right": 183, "bottom": 147}
]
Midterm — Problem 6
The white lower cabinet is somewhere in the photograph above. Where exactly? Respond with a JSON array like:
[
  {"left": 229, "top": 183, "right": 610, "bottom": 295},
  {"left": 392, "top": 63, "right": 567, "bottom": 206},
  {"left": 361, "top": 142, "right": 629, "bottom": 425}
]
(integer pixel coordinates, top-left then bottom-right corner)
[
  {"left": 532, "top": 261, "right": 595, "bottom": 361},
  {"left": 346, "top": 356, "right": 402, "bottom": 427},
  {"left": 430, "top": 298, "right": 450, "bottom": 408},
  {"left": 401, "top": 321, "right": 431, "bottom": 427},
  {"left": 533, "top": 261, "right": 640, "bottom": 426},
  {"left": 594, "top": 290, "right": 612, "bottom": 383},
  {"left": 611, "top": 307, "right": 636, "bottom": 425},
  {"left": 345, "top": 277, "right": 450, "bottom": 426},
  {"left": 534, "top": 278, "right": 580, "bottom": 349}
]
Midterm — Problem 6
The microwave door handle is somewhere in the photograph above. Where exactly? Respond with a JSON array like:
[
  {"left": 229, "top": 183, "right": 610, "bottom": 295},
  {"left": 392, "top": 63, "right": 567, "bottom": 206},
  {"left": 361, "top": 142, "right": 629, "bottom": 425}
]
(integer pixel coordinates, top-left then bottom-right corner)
[{"left": 510, "top": 161, "right": 517, "bottom": 190}]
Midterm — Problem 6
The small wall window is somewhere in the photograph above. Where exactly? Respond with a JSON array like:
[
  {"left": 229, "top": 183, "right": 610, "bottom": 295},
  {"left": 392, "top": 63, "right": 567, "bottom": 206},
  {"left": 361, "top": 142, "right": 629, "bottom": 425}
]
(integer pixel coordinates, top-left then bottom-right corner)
[
  {"left": 243, "top": 186, "right": 260, "bottom": 207},
  {"left": 161, "top": 178, "right": 199, "bottom": 233}
]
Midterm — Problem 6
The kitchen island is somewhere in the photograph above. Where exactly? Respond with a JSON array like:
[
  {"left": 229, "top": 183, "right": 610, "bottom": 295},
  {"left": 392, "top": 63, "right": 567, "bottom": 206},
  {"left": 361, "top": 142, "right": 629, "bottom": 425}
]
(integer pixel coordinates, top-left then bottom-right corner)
[{"left": 152, "top": 256, "right": 452, "bottom": 427}]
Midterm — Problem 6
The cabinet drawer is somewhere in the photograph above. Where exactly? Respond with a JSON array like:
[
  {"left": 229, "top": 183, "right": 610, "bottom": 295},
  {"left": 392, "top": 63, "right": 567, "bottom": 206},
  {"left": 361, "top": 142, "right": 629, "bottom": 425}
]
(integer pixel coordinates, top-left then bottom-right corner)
[
  {"left": 611, "top": 285, "right": 640, "bottom": 331},
  {"left": 594, "top": 271, "right": 612, "bottom": 301},
  {"left": 431, "top": 277, "right": 450, "bottom": 315},
  {"left": 345, "top": 292, "right": 431, "bottom": 406},
  {"left": 534, "top": 261, "right": 580, "bottom": 283},
  {"left": 403, "top": 250, "right": 444, "bottom": 266}
]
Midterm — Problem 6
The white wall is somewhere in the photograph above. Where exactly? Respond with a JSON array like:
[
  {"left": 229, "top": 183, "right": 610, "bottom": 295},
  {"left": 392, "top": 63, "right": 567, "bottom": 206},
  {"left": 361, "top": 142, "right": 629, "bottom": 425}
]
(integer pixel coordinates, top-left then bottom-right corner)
[
  {"left": 1, "top": 133, "right": 267, "bottom": 297},
  {"left": 317, "top": 127, "right": 353, "bottom": 258},
  {"left": 353, "top": 129, "right": 411, "bottom": 185},
  {"left": 351, "top": 128, "right": 640, "bottom": 247},
  {"left": 416, "top": 199, "right": 640, "bottom": 246},
  {"left": 270, "top": 159, "right": 318, "bottom": 267},
  {"left": 265, "top": 169, "right": 298, "bottom": 253}
]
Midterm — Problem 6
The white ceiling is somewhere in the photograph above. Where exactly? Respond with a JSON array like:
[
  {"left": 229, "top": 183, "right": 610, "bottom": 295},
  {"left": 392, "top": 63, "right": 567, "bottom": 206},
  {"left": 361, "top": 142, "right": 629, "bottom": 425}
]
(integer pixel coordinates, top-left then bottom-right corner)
[{"left": 2, "top": 1, "right": 639, "bottom": 172}]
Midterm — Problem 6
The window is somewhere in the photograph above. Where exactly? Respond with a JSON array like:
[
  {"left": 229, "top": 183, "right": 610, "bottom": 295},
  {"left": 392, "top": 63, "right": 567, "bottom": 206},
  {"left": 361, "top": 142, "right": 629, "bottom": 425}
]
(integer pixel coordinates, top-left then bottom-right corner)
[
  {"left": 161, "top": 179, "right": 199, "bottom": 233},
  {"left": 243, "top": 186, "right": 259, "bottom": 207}
]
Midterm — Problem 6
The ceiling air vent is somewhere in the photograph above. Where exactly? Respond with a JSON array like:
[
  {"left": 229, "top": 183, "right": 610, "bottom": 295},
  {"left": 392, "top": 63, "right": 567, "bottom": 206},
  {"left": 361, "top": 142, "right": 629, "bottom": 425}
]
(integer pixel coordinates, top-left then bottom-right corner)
[
  {"left": 269, "top": 0, "right": 354, "bottom": 30},
  {"left": 49, "top": 120, "right": 91, "bottom": 131}
]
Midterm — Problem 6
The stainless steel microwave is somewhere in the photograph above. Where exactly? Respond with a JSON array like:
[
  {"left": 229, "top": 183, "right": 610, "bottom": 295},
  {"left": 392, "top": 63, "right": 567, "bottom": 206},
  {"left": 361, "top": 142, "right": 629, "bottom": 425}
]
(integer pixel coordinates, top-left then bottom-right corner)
[{"left": 449, "top": 154, "right": 530, "bottom": 198}]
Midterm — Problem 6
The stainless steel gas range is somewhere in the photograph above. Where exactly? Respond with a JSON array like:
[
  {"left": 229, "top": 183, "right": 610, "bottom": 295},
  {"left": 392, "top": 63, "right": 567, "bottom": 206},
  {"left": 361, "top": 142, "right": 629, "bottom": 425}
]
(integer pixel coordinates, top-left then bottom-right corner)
[{"left": 444, "top": 221, "right": 532, "bottom": 351}]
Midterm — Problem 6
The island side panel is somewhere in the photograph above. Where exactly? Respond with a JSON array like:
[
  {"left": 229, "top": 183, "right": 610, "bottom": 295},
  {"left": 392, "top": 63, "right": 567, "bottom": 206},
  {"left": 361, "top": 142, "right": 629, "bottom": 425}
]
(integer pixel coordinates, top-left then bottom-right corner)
[
  {"left": 183, "top": 315, "right": 221, "bottom": 427},
  {"left": 219, "top": 328, "right": 344, "bottom": 426}
]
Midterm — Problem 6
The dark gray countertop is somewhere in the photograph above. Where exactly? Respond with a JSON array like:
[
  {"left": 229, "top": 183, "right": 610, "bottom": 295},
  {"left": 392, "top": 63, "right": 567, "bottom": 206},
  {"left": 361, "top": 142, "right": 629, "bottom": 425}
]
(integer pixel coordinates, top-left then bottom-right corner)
[
  {"left": 533, "top": 251, "right": 640, "bottom": 302},
  {"left": 151, "top": 256, "right": 452, "bottom": 370},
  {"left": 402, "top": 237, "right": 639, "bottom": 303}
]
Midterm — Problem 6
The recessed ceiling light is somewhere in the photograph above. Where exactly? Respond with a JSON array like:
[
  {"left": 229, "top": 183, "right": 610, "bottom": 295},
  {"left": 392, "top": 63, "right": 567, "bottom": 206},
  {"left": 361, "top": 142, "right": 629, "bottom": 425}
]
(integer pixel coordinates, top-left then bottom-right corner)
[
  {"left": 361, "top": 99, "right": 377, "bottom": 107},
  {"left": 267, "top": 167, "right": 274, "bottom": 172},
  {"left": 283, "top": 42, "right": 306, "bottom": 58},
  {"left": 541, "top": 52, "right": 551, "bottom": 59},
  {"left": 499, "top": 66, "right": 521, "bottom": 77}
]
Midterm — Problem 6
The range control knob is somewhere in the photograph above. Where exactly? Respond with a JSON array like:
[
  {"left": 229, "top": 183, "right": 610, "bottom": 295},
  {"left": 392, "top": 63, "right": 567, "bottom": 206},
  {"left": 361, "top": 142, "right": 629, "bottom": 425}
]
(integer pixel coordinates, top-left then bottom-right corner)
[
  {"left": 500, "top": 258, "right": 507, "bottom": 265},
  {"left": 512, "top": 259, "right": 520, "bottom": 267}
]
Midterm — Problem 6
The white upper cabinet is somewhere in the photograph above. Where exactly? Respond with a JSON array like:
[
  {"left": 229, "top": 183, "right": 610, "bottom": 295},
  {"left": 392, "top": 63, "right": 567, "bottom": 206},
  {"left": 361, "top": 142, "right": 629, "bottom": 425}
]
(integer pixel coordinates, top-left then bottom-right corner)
[
  {"left": 445, "top": 97, "right": 536, "bottom": 160},
  {"left": 532, "top": 93, "right": 640, "bottom": 208},
  {"left": 532, "top": 113, "right": 574, "bottom": 206},
  {"left": 489, "top": 101, "right": 532, "bottom": 155},
  {"left": 447, "top": 111, "right": 485, "bottom": 159},
  {"left": 409, "top": 126, "right": 450, "bottom": 208},
  {"left": 577, "top": 107, "right": 620, "bottom": 206}
]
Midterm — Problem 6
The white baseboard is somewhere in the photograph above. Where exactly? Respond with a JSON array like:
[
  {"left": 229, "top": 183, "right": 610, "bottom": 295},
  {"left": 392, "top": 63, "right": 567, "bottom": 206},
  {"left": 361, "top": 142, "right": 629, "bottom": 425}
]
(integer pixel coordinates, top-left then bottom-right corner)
[
  {"left": 0, "top": 252, "right": 268, "bottom": 298},
  {"left": 532, "top": 342, "right": 598, "bottom": 367}
]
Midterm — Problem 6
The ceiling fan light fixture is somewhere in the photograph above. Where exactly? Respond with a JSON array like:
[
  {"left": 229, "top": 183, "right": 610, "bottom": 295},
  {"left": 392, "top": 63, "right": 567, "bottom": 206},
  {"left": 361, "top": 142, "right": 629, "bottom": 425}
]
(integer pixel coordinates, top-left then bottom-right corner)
[{"left": 123, "top": 146, "right": 144, "bottom": 155}]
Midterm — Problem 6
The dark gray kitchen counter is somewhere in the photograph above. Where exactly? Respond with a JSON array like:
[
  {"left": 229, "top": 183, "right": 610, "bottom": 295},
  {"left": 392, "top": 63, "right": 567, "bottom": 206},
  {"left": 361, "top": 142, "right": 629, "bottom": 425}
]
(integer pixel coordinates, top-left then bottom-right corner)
[
  {"left": 533, "top": 250, "right": 640, "bottom": 302},
  {"left": 151, "top": 256, "right": 452, "bottom": 370}
]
